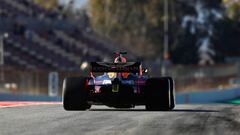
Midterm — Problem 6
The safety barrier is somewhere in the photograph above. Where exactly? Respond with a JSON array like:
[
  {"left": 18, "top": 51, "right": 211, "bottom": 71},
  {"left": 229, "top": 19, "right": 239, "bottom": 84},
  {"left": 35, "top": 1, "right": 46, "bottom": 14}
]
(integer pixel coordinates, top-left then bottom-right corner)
[
  {"left": 176, "top": 87, "right": 240, "bottom": 103},
  {"left": 0, "top": 93, "right": 61, "bottom": 101}
]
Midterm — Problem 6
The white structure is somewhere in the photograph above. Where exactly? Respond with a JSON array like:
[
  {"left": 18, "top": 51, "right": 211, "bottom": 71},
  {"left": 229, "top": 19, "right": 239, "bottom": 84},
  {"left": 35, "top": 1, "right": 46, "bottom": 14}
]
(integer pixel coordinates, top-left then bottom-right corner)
[
  {"left": 181, "top": 0, "right": 223, "bottom": 65},
  {"left": 48, "top": 72, "right": 59, "bottom": 97}
]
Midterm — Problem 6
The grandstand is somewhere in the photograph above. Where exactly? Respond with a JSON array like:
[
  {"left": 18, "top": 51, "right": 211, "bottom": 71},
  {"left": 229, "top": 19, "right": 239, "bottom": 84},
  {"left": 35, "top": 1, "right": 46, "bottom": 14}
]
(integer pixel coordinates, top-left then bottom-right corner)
[{"left": 0, "top": 0, "right": 126, "bottom": 71}]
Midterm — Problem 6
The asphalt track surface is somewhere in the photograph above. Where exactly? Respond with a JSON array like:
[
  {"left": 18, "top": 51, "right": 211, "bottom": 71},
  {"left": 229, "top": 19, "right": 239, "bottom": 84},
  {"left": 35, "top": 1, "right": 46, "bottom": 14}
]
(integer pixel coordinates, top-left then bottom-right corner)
[{"left": 0, "top": 103, "right": 240, "bottom": 135}]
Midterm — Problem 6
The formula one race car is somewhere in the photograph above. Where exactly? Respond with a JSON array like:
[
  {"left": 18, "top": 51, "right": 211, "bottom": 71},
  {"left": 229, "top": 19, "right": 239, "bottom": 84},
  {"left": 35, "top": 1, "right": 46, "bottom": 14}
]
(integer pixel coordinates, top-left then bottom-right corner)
[{"left": 63, "top": 51, "right": 175, "bottom": 111}]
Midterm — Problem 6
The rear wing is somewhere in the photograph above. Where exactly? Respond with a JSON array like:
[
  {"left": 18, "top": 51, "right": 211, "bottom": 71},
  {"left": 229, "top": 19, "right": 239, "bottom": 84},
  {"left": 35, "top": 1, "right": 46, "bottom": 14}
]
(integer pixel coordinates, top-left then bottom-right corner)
[{"left": 90, "top": 62, "right": 141, "bottom": 73}]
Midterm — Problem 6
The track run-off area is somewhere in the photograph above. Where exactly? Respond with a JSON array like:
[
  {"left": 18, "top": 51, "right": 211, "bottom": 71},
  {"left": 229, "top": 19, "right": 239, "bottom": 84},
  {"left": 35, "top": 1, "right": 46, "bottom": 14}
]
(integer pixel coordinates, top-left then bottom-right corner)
[{"left": 0, "top": 102, "right": 240, "bottom": 135}]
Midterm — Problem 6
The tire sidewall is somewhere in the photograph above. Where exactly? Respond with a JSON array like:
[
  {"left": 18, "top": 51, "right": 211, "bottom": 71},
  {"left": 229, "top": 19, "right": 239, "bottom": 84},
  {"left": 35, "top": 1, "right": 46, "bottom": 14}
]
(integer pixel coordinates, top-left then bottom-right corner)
[
  {"left": 145, "top": 77, "right": 175, "bottom": 111},
  {"left": 63, "top": 77, "right": 90, "bottom": 110}
]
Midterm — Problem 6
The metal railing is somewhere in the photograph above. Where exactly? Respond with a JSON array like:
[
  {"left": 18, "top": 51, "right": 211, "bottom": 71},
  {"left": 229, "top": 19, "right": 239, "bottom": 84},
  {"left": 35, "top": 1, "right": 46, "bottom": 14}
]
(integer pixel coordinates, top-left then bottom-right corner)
[
  {"left": 0, "top": 63, "right": 239, "bottom": 95},
  {"left": 0, "top": 67, "right": 83, "bottom": 96}
]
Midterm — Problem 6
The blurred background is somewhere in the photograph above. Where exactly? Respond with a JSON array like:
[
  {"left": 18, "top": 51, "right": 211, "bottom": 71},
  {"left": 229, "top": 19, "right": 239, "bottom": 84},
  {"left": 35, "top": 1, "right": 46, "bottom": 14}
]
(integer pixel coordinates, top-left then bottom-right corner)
[{"left": 0, "top": 0, "right": 240, "bottom": 97}]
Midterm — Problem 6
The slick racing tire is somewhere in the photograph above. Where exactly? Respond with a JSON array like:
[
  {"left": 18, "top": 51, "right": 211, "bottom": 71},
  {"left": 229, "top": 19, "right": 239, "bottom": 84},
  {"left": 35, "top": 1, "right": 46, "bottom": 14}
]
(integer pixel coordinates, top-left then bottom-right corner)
[
  {"left": 145, "top": 77, "right": 175, "bottom": 111},
  {"left": 164, "top": 77, "right": 175, "bottom": 110},
  {"left": 63, "top": 77, "right": 91, "bottom": 111}
]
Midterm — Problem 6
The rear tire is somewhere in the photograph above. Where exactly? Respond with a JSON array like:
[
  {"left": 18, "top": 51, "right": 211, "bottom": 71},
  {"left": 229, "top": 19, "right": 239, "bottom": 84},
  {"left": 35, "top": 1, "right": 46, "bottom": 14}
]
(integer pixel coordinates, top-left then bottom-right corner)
[
  {"left": 145, "top": 77, "right": 175, "bottom": 111},
  {"left": 63, "top": 77, "right": 91, "bottom": 111},
  {"left": 165, "top": 77, "right": 175, "bottom": 110}
]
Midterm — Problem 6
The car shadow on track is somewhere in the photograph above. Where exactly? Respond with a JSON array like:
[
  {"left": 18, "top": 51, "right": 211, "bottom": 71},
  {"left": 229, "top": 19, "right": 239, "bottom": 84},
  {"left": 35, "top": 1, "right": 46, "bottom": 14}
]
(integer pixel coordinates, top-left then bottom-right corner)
[
  {"left": 89, "top": 109, "right": 147, "bottom": 112},
  {"left": 172, "top": 109, "right": 219, "bottom": 112},
  {"left": 89, "top": 108, "right": 219, "bottom": 112}
]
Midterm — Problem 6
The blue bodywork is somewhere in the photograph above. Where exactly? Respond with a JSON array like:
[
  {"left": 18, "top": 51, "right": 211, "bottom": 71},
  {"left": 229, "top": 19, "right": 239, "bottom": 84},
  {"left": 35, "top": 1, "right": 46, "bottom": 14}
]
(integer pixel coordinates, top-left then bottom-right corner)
[{"left": 88, "top": 73, "right": 147, "bottom": 86}]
